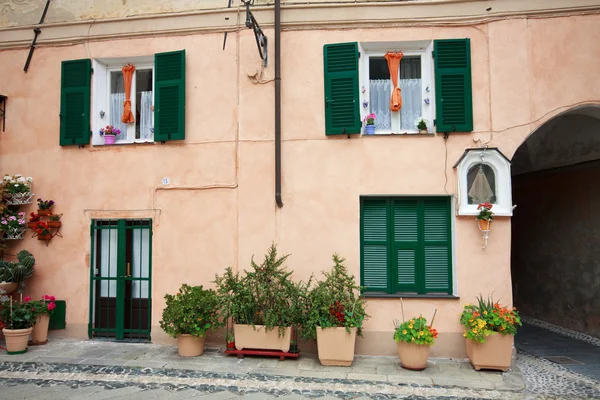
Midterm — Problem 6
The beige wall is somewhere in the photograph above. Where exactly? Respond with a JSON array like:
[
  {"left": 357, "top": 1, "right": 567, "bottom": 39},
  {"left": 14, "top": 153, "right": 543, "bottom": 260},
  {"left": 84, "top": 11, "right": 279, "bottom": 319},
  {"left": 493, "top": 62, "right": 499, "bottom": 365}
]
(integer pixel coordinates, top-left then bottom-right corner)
[{"left": 1, "top": 8, "right": 600, "bottom": 356}]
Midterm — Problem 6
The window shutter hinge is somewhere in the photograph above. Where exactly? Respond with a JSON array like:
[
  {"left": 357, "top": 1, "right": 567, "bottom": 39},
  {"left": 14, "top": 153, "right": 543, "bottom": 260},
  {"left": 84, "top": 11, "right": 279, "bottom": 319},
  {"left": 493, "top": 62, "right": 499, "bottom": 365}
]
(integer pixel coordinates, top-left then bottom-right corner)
[
  {"left": 90, "top": 68, "right": 94, "bottom": 74},
  {"left": 432, "top": 51, "right": 435, "bottom": 59},
  {"left": 358, "top": 52, "right": 361, "bottom": 59},
  {"left": 433, "top": 119, "right": 437, "bottom": 127}
]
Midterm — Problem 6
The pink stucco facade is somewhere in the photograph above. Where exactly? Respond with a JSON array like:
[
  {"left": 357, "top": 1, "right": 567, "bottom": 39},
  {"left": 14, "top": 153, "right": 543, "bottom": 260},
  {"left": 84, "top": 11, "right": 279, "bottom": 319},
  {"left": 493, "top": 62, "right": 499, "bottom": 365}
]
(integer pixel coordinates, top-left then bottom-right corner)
[{"left": 1, "top": 0, "right": 599, "bottom": 356}]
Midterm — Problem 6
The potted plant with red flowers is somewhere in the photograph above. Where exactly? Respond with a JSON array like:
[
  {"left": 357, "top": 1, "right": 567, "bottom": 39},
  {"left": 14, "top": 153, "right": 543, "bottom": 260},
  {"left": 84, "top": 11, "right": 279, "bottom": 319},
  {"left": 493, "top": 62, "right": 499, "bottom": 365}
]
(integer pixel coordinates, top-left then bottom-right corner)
[
  {"left": 28, "top": 212, "right": 40, "bottom": 229},
  {"left": 0, "top": 296, "right": 37, "bottom": 354},
  {"left": 35, "top": 222, "right": 52, "bottom": 241},
  {"left": 226, "top": 332, "right": 235, "bottom": 350},
  {"left": 28, "top": 294, "right": 56, "bottom": 345},
  {"left": 37, "top": 198, "right": 54, "bottom": 216},
  {"left": 476, "top": 202, "right": 494, "bottom": 231},
  {"left": 460, "top": 295, "right": 522, "bottom": 371}
]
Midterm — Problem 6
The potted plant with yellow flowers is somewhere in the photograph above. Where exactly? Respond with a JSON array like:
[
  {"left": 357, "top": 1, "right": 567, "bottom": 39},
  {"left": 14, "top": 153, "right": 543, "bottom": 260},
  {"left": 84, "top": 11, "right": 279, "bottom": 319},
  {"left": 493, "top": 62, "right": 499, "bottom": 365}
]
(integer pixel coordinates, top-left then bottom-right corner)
[
  {"left": 460, "top": 295, "right": 522, "bottom": 371},
  {"left": 393, "top": 315, "right": 438, "bottom": 370}
]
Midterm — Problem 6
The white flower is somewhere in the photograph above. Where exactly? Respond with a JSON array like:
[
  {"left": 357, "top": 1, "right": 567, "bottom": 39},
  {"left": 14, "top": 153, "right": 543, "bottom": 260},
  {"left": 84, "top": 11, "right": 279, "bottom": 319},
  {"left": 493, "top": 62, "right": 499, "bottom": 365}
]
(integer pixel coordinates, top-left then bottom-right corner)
[
  {"left": 26, "top": 177, "right": 33, "bottom": 183},
  {"left": 13, "top": 183, "right": 19, "bottom": 187},
  {"left": 3, "top": 175, "right": 10, "bottom": 181},
  {"left": 17, "top": 177, "right": 26, "bottom": 183},
  {"left": 15, "top": 174, "right": 22, "bottom": 178}
]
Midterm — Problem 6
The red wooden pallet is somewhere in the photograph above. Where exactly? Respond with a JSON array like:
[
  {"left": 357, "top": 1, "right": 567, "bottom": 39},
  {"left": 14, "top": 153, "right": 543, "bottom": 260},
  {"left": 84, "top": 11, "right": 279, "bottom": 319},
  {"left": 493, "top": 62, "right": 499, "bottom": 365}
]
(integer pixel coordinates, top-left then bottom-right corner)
[{"left": 224, "top": 348, "right": 300, "bottom": 360}]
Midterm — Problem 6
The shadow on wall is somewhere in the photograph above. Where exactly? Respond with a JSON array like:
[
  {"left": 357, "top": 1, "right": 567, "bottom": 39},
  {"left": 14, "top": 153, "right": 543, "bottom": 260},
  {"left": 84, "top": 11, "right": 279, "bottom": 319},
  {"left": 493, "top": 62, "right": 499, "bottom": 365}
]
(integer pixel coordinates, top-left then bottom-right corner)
[{"left": 511, "top": 164, "right": 600, "bottom": 339}]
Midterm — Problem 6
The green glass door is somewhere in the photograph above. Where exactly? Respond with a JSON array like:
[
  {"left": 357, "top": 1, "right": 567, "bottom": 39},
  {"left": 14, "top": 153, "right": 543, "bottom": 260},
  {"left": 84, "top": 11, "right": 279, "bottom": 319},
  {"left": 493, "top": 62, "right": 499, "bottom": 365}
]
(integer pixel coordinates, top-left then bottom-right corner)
[{"left": 89, "top": 219, "right": 152, "bottom": 341}]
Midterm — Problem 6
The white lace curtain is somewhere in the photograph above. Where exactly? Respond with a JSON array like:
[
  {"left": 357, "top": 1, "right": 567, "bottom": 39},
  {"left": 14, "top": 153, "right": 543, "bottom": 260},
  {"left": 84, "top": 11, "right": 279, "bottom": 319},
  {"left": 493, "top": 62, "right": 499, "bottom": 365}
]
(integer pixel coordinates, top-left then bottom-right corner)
[
  {"left": 109, "top": 91, "right": 153, "bottom": 140},
  {"left": 369, "top": 78, "right": 422, "bottom": 131}
]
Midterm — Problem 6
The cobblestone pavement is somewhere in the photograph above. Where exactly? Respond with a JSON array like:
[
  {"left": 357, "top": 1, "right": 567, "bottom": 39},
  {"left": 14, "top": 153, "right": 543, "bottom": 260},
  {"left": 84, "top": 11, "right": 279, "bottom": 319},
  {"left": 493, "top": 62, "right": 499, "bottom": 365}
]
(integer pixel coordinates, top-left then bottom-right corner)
[{"left": 0, "top": 337, "right": 598, "bottom": 399}]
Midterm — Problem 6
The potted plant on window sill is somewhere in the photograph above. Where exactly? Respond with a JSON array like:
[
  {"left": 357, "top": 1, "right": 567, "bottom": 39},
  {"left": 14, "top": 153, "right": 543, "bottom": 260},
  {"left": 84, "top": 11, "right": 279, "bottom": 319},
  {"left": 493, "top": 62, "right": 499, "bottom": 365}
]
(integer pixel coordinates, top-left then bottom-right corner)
[
  {"left": 460, "top": 295, "right": 522, "bottom": 372},
  {"left": 363, "top": 113, "right": 376, "bottom": 135},
  {"left": 214, "top": 244, "right": 299, "bottom": 353},
  {"left": 0, "top": 296, "right": 37, "bottom": 354},
  {"left": 99, "top": 125, "right": 121, "bottom": 145},
  {"left": 393, "top": 315, "right": 437, "bottom": 370},
  {"left": 0, "top": 250, "right": 36, "bottom": 295},
  {"left": 160, "top": 284, "right": 222, "bottom": 357},
  {"left": 29, "top": 294, "right": 57, "bottom": 345},
  {"left": 301, "top": 254, "right": 368, "bottom": 366},
  {"left": 416, "top": 118, "right": 428, "bottom": 134}
]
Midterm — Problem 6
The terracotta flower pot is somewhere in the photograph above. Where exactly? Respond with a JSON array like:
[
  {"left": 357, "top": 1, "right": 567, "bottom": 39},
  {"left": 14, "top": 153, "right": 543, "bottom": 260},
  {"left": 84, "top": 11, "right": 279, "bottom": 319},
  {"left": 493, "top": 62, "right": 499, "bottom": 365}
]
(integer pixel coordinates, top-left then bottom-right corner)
[
  {"left": 31, "top": 314, "right": 50, "bottom": 345},
  {"left": 466, "top": 332, "right": 514, "bottom": 372},
  {"left": 177, "top": 334, "right": 205, "bottom": 357},
  {"left": 0, "top": 282, "right": 18, "bottom": 295},
  {"left": 316, "top": 327, "right": 357, "bottom": 366},
  {"left": 47, "top": 221, "right": 62, "bottom": 228},
  {"left": 2, "top": 327, "right": 33, "bottom": 354},
  {"left": 37, "top": 209, "right": 51, "bottom": 216},
  {"left": 37, "top": 234, "right": 52, "bottom": 241},
  {"left": 234, "top": 324, "right": 292, "bottom": 352},
  {"left": 477, "top": 219, "right": 492, "bottom": 231},
  {"left": 397, "top": 341, "right": 430, "bottom": 370}
]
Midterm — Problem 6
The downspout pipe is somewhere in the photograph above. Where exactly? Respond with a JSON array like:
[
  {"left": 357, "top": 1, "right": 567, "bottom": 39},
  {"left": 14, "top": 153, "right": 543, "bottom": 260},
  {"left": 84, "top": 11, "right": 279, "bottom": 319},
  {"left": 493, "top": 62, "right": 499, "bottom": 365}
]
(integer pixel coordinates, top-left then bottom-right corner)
[{"left": 275, "top": 0, "right": 283, "bottom": 208}]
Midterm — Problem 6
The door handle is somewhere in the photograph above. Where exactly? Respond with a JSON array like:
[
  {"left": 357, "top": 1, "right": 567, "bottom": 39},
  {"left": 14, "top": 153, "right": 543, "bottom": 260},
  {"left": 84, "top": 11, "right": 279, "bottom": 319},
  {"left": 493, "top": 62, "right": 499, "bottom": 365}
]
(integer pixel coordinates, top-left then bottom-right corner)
[{"left": 126, "top": 262, "right": 131, "bottom": 277}]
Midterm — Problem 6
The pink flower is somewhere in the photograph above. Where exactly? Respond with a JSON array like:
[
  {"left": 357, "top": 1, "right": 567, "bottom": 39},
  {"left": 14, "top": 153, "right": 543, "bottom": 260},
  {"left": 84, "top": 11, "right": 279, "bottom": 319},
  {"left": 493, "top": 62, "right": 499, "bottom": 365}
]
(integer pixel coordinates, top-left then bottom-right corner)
[
  {"left": 24, "top": 296, "right": 31, "bottom": 302},
  {"left": 47, "top": 302, "right": 56, "bottom": 311}
]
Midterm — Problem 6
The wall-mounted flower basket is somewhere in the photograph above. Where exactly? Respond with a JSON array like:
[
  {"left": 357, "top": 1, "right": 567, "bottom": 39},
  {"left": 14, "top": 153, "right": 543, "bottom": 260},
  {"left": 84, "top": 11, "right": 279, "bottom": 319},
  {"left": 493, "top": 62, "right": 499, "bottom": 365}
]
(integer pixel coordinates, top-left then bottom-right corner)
[
  {"left": 4, "top": 227, "right": 26, "bottom": 240},
  {"left": 47, "top": 221, "right": 61, "bottom": 229},
  {"left": 4, "top": 192, "right": 34, "bottom": 205},
  {"left": 37, "top": 234, "right": 52, "bottom": 241},
  {"left": 29, "top": 209, "right": 62, "bottom": 246},
  {"left": 2, "top": 175, "right": 34, "bottom": 205},
  {"left": 37, "top": 209, "right": 51, "bottom": 216}
]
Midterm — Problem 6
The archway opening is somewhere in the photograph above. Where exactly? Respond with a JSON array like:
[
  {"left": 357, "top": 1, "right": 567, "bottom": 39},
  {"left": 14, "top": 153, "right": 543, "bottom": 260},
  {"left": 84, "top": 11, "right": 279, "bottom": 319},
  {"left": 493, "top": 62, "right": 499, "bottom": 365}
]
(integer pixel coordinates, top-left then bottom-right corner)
[{"left": 511, "top": 105, "right": 600, "bottom": 339}]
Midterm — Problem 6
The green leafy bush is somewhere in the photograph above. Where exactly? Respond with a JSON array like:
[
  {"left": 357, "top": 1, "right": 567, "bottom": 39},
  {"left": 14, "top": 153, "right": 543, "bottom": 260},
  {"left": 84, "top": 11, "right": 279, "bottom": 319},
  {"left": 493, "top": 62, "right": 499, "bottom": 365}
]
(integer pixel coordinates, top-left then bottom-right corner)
[
  {"left": 300, "top": 254, "right": 368, "bottom": 340},
  {"left": 214, "top": 244, "right": 306, "bottom": 335},
  {"left": 160, "top": 284, "right": 222, "bottom": 338},
  {"left": 0, "top": 299, "right": 37, "bottom": 329}
]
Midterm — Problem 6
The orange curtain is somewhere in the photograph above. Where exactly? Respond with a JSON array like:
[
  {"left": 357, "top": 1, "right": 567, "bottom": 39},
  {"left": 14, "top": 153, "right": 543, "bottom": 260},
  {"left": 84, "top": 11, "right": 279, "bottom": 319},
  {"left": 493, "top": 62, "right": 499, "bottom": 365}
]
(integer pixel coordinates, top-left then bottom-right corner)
[
  {"left": 121, "top": 64, "right": 136, "bottom": 124},
  {"left": 384, "top": 52, "right": 403, "bottom": 111}
]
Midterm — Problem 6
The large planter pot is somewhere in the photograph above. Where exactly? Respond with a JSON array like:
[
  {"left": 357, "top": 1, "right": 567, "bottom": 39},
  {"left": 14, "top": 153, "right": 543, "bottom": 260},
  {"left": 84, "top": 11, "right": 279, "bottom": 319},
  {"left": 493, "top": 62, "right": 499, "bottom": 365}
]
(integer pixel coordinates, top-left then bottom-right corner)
[
  {"left": 316, "top": 327, "right": 357, "bottom": 366},
  {"left": 234, "top": 324, "right": 291, "bottom": 352},
  {"left": 177, "top": 334, "right": 205, "bottom": 357},
  {"left": 0, "top": 282, "right": 18, "bottom": 295},
  {"left": 466, "top": 333, "right": 514, "bottom": 372},
  {"left": 397, "top": 341, "right": 430, "bottom": 371},
  {"left": 2, "top": 327, "right": 33, "bottom": 354},
  {"left": 31, "top": 314, "right": 50, "bottom": 345}
]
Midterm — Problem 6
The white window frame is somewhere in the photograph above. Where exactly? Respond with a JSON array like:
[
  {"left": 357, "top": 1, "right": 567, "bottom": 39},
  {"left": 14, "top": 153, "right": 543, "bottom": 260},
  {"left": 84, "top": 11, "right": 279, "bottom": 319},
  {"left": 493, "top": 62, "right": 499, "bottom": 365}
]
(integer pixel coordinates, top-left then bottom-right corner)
[
  {"left": 92, "top": 56, "right": 155, "bottom": 146},
  {"left": 359, "top": 40, "right": 435, "bottom": 135},
  {"left": 456, "top": 149, "right": 513, "bottom": 217}
]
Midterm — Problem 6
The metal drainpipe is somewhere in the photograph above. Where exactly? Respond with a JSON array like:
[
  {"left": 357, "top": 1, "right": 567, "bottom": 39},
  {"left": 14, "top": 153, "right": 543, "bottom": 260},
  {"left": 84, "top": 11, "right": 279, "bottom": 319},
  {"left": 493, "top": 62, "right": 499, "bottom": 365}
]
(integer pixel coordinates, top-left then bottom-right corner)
[{"left": 275, "top": 0, "right": 283, "bottom": 208}]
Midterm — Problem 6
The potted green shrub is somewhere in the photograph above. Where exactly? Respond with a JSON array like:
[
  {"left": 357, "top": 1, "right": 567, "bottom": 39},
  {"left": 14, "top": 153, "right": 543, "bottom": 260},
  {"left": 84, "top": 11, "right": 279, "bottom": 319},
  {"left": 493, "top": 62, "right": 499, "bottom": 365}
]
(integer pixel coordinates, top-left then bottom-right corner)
[
  {"left": 301, "top": 254, "right": 368, "bottom": 366},
  {"left": 416, "top": 118, "right": 428, "bottom": 134},
  {"left": 0, "top": 250, "right": 35, "bottom": 295},
  {"left": 0, "top": 297, "right": 37, "bottom": 354},
  {"left": 393, "top": 316, "right": 437, "bottom": 370},
  {"left": 460, "top": 295, "right": 522, "bottom": 371},
  {"left": 214, "top": 244, "right": 300, "bottom": 352},
  {"left": 160, "top": 284, "right": 222, "bottom": 357}
]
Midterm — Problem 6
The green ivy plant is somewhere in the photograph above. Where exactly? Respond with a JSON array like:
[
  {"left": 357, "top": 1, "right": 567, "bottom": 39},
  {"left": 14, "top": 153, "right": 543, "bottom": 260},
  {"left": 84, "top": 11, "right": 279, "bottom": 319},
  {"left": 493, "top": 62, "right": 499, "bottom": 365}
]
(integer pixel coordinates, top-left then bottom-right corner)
[
  {"left": 159, "top": 284, "right": 223, "bottom": 338},
  {"left": 214, "top": 244, "right": 306, "bottom": 336},
  {"left": 300, "top": 254, "right": 368, "bottom": 340}
]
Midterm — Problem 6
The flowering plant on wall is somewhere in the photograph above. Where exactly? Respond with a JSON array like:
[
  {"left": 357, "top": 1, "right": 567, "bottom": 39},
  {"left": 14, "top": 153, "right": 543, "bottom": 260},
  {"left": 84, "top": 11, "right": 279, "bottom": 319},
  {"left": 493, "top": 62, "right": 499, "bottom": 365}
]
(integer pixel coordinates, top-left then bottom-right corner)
[
  {"left": 2, "top": 175, "right": 32, "bottom": 194},
  {"left": 476, "top": 202, "right": 494, "bottom": 221},
  {"left": 34, "top": 222, "right": 51, "bottom": 236},
  {"left": 459, "top": 295, "right": 521, "bottom": 343},
  {"left": 99, "top": 125, "right": 121, "bottom": 136},
  {"left": 37, "top": 198, "right": 54, "bottom": 210},
  {"left": 0, "top": 211, "right": 27, "bottom": 239}
]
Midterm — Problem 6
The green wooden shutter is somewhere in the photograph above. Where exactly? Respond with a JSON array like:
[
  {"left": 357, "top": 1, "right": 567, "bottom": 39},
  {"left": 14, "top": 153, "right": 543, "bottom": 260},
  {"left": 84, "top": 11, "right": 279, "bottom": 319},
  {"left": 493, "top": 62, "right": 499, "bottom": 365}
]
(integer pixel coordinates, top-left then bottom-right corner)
[
  {"left": 323, "top": 43, "right": 361, "bottom": 136},
  {"left": 392, "top": 199, "right": 420, "bottom": 293},
  {"left": 154, "top": 50, "right": 186, "bottom": 142},
  {"left": 422, "top": 198, "right": 452, "bottom": 294},
  {"left": 60, "top": 59, "right": 91, "bottom": 146},
  {"left": 434, "top": 39, "right": 473, "bottom": 133},
  {"left": 361, "top": 198, "right": 389, "bottom": 292}
]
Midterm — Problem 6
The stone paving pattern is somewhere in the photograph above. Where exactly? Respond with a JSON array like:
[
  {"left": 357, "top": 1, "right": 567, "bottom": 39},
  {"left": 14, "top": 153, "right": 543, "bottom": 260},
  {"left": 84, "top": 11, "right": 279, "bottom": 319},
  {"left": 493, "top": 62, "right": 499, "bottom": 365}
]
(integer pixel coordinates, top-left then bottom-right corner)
[{"left": 0, "top": 322, "right": 598, "bottom": 399}]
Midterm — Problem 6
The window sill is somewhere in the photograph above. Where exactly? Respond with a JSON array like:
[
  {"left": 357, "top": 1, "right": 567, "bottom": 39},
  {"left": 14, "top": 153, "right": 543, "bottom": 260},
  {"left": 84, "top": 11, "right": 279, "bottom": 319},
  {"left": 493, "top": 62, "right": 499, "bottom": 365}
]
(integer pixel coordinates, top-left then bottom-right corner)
[
  {"left": 93, "top": 140, "right": 156, "bottom": 147},
  {"left": 361, "top": 132, "right": 435, "bottom": 137},
  {"left": 363, "top": 293, "right": 459, "bottom": 299}
]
